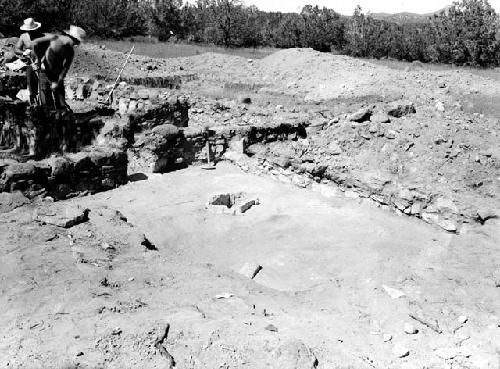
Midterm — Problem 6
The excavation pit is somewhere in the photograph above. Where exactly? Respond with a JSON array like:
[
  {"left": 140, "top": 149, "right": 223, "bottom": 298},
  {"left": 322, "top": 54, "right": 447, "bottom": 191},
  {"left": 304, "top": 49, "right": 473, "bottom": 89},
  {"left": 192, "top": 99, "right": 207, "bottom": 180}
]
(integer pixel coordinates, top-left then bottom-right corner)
[{"left": 206, "top": 192, "right": 259, "bottom": 215}]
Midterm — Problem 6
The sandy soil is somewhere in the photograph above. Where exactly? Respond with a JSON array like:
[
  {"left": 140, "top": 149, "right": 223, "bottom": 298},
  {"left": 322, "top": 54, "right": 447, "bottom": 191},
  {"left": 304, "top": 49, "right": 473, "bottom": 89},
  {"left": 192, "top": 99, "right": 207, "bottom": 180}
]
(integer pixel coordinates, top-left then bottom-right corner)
[{"left": 1, "top": 163, "right": 499, "bottom": 368}]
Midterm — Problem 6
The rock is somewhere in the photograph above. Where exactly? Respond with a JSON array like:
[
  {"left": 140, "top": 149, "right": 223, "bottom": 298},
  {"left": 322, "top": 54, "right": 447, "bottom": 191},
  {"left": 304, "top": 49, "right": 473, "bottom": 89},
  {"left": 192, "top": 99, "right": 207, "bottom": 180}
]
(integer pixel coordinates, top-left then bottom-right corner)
[
  {"left": 410, "top": 203, "right": 422, "bottom": 215},
  {"left": 306, "top": 120, "right": 327, "bottom": 134},
  {"left": 435, "top": 101, "right": 445, "bottom": 112},
  {"left": 435, "top": 347, "right": 460, "bottom": 360},
  {"left": 75, "top": 84, "right": 85, "bottom": 100},
  {"left": 35, "top": 206, "right": 90, "bottom": 228},
  {"left": 458, "top": 315, "right": 468, "bottom": 324},
  {"left": 101, "top": 242, "right": 115, "bottom": 251},
  {"left": 265, "top": 324, "right": 278, "bottom": 332},
  {"left": 0, "top": 191, "right": 30, "bottom": 213},
  {"left": 215, "top": 293, "right": 234, "bottom": 299},
  {"left": 326, "top": 142, "right": 342, "bottom": 155},
  {"left": 437, "top": 218, "right": 458, "bottom": 233},
  {"left": 383, "top": 334, "right": 393, "bottom": 342},
  {"left": 371, "top": 112, "right": 391, "bottom": 123},
  {"left": 240, "top": 96, "right": 252, "bottom": 104},
  {"left": 239, "top": 262, "right": 262, "bottom": 279},
  {"left": 382, "top": 285, "right": 406, "bottom": 299},
  {"left": 349, "top": 107, "right": 372, "bottom": 123},
  {"left": 404, "top": 322, "right": 418, "bottom": 334},
  {"left": 137, "top": 89, "right": 150, "bottom": 99},
  {"left": 387, "top": 101, "right": 416, "bottom": 118},
  {"left": 386, "top": 130, "right": 397, "bottom": 139},
  {"left": 271, "top": 340, "right": 318, "bottom": 369},
  {"left": 392, "top": 345, "right": 410, "bottom": 358},
  {"left": 477, "top": 208, "right": 497, "bottom": 223}
]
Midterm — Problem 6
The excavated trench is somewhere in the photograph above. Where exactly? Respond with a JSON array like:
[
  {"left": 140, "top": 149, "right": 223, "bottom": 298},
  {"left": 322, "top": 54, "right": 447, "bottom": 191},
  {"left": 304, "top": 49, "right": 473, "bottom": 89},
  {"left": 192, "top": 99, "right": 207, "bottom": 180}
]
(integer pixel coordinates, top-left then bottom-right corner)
[{"left": 0, "top": 72, "right": 495, "bottom": 233}]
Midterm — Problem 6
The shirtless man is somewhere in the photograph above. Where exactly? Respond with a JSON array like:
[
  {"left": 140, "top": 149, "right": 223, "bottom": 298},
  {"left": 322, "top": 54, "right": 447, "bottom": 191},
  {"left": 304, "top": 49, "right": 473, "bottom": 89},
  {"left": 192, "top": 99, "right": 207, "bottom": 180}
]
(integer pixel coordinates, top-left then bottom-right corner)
[
  {"left": 15, "top": 18, "right": 44, "bottom": 105},
  {"left": 31, "top": 25, "right": 86, "bottom": 109}
]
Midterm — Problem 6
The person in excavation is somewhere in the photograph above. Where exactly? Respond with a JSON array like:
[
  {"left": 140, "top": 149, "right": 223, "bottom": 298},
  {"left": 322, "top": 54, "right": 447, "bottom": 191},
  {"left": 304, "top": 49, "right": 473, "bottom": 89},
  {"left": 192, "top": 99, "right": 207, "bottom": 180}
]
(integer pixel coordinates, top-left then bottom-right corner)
[
  {"left": 31, "top": 25, "right": 86, "bottom": 110},
  {"left": 15, "top": 18, "right": 45, "bottom": 105}
]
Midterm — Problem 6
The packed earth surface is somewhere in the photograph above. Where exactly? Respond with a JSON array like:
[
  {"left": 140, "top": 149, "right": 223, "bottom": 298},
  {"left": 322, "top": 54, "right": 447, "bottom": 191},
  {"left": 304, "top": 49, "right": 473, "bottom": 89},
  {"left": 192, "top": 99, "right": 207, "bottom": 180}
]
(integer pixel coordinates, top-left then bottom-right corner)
[{"left": 0, "top": 41, "right": 499, "bottom": 369}]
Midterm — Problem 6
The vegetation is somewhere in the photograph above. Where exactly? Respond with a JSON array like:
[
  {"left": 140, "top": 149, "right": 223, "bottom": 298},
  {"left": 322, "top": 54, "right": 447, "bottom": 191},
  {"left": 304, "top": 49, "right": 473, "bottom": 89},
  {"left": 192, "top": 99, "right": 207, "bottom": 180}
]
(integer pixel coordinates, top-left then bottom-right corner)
[{"left": 1, "top": 0, "right": 499, "bottom": 66}]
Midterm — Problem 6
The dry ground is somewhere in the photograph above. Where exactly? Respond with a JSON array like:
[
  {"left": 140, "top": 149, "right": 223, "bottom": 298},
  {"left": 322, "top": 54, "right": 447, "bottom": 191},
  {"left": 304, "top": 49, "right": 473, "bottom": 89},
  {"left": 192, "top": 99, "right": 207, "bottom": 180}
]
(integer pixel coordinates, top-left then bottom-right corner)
[
  {"left": 1, "top": 44, "right": 500, "bottom": 368},
  {"left": 1, "top": 163, "right": 499, "bottom": 369}
]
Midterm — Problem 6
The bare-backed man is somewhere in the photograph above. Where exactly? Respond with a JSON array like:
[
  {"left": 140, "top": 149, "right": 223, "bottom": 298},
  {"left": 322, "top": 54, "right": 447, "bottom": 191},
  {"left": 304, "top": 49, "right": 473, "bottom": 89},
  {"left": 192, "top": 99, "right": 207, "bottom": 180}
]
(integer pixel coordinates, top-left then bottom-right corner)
[{"left": 31, "top": 25, "right": 86, "bottom": 109}]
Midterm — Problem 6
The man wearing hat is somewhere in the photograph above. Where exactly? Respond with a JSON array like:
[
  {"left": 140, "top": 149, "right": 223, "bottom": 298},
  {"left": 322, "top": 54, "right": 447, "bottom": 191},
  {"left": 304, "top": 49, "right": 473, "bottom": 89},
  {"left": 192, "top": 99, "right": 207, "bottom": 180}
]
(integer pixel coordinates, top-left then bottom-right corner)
[
  {"left": 15, "top": 18, "right": 44, "bottom": 105},
  {"left": 31, "top": 25, "right": 86, "bottom": 109}
]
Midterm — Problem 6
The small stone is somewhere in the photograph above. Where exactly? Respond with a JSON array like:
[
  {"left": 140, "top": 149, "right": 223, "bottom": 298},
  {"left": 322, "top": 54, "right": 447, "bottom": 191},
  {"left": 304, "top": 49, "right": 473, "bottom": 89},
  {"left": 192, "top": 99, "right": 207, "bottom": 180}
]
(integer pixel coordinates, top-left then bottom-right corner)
[
  {"left": 435, "top": 101, "right": 445, "bottom": 112},
  {"left": 101, "top": 242, "right": 115, "bottom": 251},
  {"left": 265, "top": 324, "right": 278, "bottom": 332},
  {"left": 435, "top": 347, "right": 460, "bottom": 360},
  {"left": 437, "top": 218, "right": 457, "bottom": 233},
  {"left": 111, "top": 327, "right": 122, "bottom": 335},
  {"left": 404, "top": 322, "right": 418, "bottom": 334},
  {"left": 382, "top": 285, "right": 405, "bottom": 299},
  {"left": 383, "top": 334, "right": 393, "bottom": 342},
  {"left": 458, "top": 315, "right": 468, "bottom": 324},
  {"left": 393, "top": 345, "right": 410, "bottom": 358},
  {"left": 386, "top": 130, "right": 397, "bottom": 139}
]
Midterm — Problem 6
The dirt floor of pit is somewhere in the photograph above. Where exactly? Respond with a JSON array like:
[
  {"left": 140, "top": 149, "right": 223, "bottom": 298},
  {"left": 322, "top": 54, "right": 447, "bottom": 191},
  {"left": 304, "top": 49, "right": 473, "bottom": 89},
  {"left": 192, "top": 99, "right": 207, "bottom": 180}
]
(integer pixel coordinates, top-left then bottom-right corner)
[{"left": 1, "top": 162, "right": 499, "bottom": 369}]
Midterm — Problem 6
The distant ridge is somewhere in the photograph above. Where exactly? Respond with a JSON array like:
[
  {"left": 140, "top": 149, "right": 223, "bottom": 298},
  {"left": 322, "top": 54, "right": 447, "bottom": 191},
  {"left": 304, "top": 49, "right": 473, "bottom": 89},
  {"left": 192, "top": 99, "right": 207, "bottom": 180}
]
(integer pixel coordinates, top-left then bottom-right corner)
[{"left": 370, "top": 5, "right": 452, "bottom": 23}]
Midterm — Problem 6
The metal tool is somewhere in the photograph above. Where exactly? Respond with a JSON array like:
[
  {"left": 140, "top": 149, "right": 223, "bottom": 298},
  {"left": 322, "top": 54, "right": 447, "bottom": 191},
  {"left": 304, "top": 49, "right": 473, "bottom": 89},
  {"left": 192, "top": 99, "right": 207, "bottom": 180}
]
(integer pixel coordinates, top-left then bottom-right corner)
[
  {"left": 105, "top": 45, "right": 135, "bottom": 105},
  {"left": 201, "top": 141, "right": 216, "bottom": 170}
]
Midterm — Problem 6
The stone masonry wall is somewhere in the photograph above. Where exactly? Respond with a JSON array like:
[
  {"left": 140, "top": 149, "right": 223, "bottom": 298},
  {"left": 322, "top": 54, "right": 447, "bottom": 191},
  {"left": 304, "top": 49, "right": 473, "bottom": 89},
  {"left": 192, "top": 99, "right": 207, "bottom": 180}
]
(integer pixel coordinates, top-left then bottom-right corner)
[
  {"left": 0, "top": 147, "right": 127, "bottom": 200},
  {"left": 128, "top": 121, "right": 307, "bottom": 174},
  {"left": 0, "top": 101, "right": 104, "bottom": 159}
]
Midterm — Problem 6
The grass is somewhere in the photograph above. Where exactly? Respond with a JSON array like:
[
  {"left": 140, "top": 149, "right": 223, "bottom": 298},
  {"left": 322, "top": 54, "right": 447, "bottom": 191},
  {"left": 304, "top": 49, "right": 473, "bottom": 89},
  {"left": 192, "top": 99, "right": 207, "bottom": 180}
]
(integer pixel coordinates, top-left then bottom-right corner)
[
  {"left": 368, "top": 57, "right": 500, "bottom": 81},
  {"left": 93, "top": 39, "right": 277, "bottom": 60}
]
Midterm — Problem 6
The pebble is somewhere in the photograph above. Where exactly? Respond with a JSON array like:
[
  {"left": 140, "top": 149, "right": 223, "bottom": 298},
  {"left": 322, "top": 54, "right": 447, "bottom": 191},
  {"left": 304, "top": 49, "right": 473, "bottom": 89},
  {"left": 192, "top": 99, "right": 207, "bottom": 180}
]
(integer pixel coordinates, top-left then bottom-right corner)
[
  {"left": 435, "top": 347, "right": 460, "bottom": 360},
  {"left": 383, "top": 334, "right": 393, "bottom": 342},
  {"left": 392, "top": 344, "right": 410, "bottom": 358},
  {"left": 458, "top": 315, "right": 468, "bottom": 324},
  {"left": 404, "top": 322, "right": 418, "bottom": 334},
  {"left": 265, "top": 324, "right": 278, "bottom": 332}
]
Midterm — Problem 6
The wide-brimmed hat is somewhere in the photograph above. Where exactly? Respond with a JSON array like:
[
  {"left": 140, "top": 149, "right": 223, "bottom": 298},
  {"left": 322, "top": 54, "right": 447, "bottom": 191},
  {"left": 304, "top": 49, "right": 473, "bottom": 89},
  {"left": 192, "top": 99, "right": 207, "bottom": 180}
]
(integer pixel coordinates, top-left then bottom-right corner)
[
  {"left": 20, "top": 18, "right": 41, "bottom": 31},
  {"left": 64, "top": 25, "right": 86, "bottom": 43}
]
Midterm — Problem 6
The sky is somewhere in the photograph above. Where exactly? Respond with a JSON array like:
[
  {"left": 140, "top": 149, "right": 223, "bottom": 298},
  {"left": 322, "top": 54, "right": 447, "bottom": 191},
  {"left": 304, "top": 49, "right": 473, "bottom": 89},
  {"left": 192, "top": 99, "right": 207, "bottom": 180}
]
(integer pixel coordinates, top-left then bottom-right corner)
[{"left": 237, "top": 0, "right": 500, "bottom": 15}]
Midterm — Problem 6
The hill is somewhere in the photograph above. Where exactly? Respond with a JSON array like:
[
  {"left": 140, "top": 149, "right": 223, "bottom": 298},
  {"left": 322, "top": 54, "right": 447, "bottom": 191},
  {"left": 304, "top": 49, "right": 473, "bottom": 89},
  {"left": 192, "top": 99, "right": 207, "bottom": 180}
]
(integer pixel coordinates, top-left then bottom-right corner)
[{"left": 371, "top": 6, "right": 451, "bottom": 23}]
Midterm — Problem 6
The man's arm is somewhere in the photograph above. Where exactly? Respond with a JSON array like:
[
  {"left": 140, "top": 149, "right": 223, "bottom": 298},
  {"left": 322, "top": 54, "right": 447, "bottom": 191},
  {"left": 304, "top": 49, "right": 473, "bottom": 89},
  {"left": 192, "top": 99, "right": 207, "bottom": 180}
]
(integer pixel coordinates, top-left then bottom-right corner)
[
  {"left": 14, "top": 34, "right": 27, "bottom": 56},
  {"left": 57, "top": 47, "right": 74, "bottom": 86},
  {"left": 31, "top": 34, "right": 56, "bottom": 58}
]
